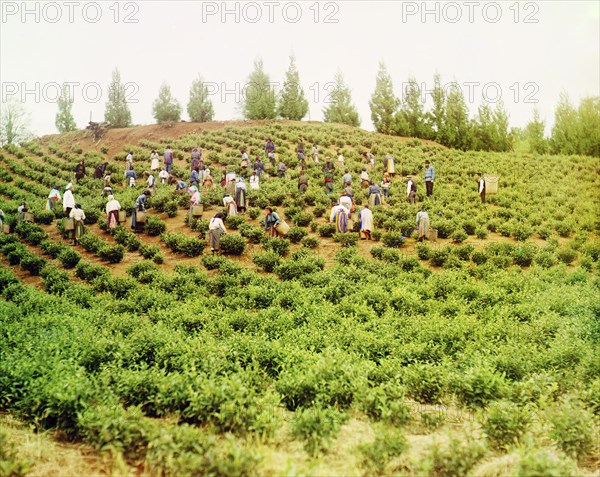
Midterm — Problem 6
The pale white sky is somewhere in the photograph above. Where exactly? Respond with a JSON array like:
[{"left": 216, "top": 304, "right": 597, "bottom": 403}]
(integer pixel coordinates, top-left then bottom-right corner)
[{"left": 1, "top": 0, "right": 598, "bottom": 137}]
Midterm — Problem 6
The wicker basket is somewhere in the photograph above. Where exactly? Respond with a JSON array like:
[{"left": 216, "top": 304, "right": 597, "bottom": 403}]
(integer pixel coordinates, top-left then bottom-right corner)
[
  {"left": 118, "top": 210, "right": 126, "bottom": 222},
  {"left": 191, "top": 205, "right": 204, "bottom": 217},
  {"left": 483, "top": 175, "right": 499, "bottom": 195},
  {"left": 63, "top": 218, "right": 74, "bottom": 231},
  {"left": 275, "top": 221, "right": 290, "bottom": 235}
]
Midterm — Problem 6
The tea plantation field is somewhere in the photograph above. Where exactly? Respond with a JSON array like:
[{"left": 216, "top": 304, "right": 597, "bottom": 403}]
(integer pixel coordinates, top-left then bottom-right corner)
[{"left": 0, "top": 120, "right": 598, "bottom": 476}]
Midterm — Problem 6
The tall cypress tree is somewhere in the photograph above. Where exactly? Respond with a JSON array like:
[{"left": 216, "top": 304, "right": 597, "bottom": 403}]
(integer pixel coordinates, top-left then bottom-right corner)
[
  {"left": 442, "top": 82, "right": 472, "bottom": 150},
  {"left": 428, "top": 73, "right": 446, "bottom": 142},
  {"left": 55, "top": 82, "right": 77, "bottom": 133},
  {"left": 398, "top": 76, "right": 429, "bottom": 138},
  {"left": 369, "top": 62, "right": 399, "bottom": 135},
  {"left": 104, "top": 68, "right": 132, "bottom": 127},
  {"left": 152, "top": 82, "right": 182, "bottom": 124},
  {"left": 243, "top": 58, "right": 277, "bottom": 120},
  {"left": 525, "top": 108, "right": 547, "bottom": 154},
  {"left": 323, "top": 71, "right": 360, "bottom": 127},
  {"left": 278, "top": 55, "right": 308, "bottom": 121},
  {"left": 550, "top": 92, "right": 578, "bottom": 155},
  {"left": 187, "top": 76, "right": 214, "bottom": 123}
]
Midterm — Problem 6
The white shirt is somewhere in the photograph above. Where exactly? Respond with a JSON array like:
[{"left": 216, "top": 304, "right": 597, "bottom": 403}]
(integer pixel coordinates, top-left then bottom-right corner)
[
  {"left": 339, "top": 195, "right": 353, "bottom": 212},
  {"left": 360, "top": 171, "right": 369, "bottom": 182},
  {"left": 223, "top": 196, "right": 234, "bottom": 206},
  {"left": 147, "top": 175, "right": 155, "bottom": 187},
  {"left": 249, "top": 175, "right": 259, "bottom": 189},
  {"left": 150, "top": 155, "right": 159, "bottom": 170},
  {"left": 330, "top": 204, "right": 347, "bottom": 222},
  {"left": 360, "top": 208, "right": 373, "bottom": 231},
  {"left": 106, "top": 199, "right": 121, "bottom": 213},
  {"left": 407, "top": 180, "right": 414, "bottom": 196},
  {"left": 209, "top": 217, "right": 227, "bottom": 232},
  {"left": 479, "top": 178, "right": 485, "bottom": 193},
  {"left": 338, "top": 154, "right": 344, "bottom": 163},
  {"left": 63, "top": 190, "right": 75, "bottom": 210},
  {"left": 236, "top": 182, "right": 247, "bottom": 191},
  {"left": 69, "top": 208, "right": 86, "bottom": 221}
]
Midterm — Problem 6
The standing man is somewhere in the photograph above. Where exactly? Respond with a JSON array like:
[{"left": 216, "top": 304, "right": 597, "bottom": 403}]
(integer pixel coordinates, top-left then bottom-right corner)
[
  {"left": 63, "top": 183, "right": 75, "bottom": 216},
  {"left": 406, "top": 175, "right": 417, "bottom": 204},
  {"left": 424, "top": 160, "right": 435, "bottom": 197},
  {"left": 476, "top": 173, "right": 486, "bottom": 203},
  {"left": 164, "top": 145, "right": 174, "bottom": 173}
]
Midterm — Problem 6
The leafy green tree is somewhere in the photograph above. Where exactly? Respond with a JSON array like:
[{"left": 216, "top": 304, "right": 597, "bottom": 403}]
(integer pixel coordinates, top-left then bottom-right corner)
[
  {"left": 398, "top": 77, "right": 430, "bottom": 138},
  {"left": 152, "top": 83, "right": 182, "bottom": 124},
  {"left": 427, "top": 73, "right": 446, "bottom": 142},
  {"left": 441, "top": 81, "right": 472, "bottom": 150},
  {"left": 550, "top": 92, "right": 578, "bottom": 155},
  {"left": 369, "top": 62, "right": 399, "bottom": 135},
  {"left": 278, "top": 55, "right": 308, "bottom": 121},
  {"left": 576, "top": 97, "right": 600, "bottom": 157},
  {"left": 473, "top": 102, "right": 494, "bottom": 151},
  {"left": 187, "top": 76, "right": 214, "bottom": 123},
  {"left": 243, "top": 58, "right": 277, "bottom": 120},
  {"left": 491, "top": 101, "right": 512, "bottom": 152},
  {"left": 323, "top": 71, "right": 360, "bottom": 127},
  {"left": 104, "top": 68, "right": 132, "bottom": 127},
  {"left": 0, "top": 98, "right": 32, "bottom": 145},
  {"left": 525, "top": 108, "right": 547, "bottom": 154},
  {"left": 55, "top": 83, "right": 77, "bottom": 133}
]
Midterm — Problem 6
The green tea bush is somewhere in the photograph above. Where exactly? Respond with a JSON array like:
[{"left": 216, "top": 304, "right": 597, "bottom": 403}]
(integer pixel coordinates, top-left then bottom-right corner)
[
  {"left": 75, "top": 261, "right": 109, "bottom": 282},
  {"left": 274, "top": 256, "right": 324, "bottom": 280},
  {"left": 78, "top": 234, "right": 103, "bottom": 253},
  {"left": 416, "top": 243, "right": 431, "bottom": 260},
  {"left": 127, "top": 261, "right": 159, "bottom": 280},
  {"left": 471, "top": 251, "right": 488, "bottom": 265},
  {"left": 252, "top": 252, "right": 281, "bottom": 273},
  {"left": 34, "top": 209, "right": 55, "bottom": 225},
  {"left": 58, "top": 248, "right": 81, "bottom": 268},
  {"left": 452, "top": 366, "right": 506, "bottom": 408},
  {"left": 291, "top": 407, "right": 347, "bottom": 456},
  {"left": 333, "top": 232, "right": 359, "bottom": 248},
  {"left": 144, "top": 215, "right": 167, "bottom": 236},
  {"left": 313, "top": 205, "right": 326, "bottom": 218},
  {"left": 301, "top": 236, "right": 319, "bottom": 248},
  {"left": 357, "top": 382, "right": 410, "bottom": 425},
  {"left": 20, "top": 253, "right": 47, "bottom": 275},
  {"left": 162, "top": 233, "right": 206, "bottom": 257},
  {"left": 286, "top": 226, "right": 307, "bottom": 244},
  {"left": 247, "top": 207, "right": 261, "bottom": 219},
  {"left": 201, "top": 254, "right": 226, "bottom": 270},
  {"left": 317, "top": 223, "right": 336, "bottom": 237},
  {"left": 430, "top": 248, "right": 450, "bottom": 267},
  {"left": 225, "top": 215, "right": 246, "bottom": 230},
  {"left": 403, "top": 363, "right": 447, "bottom": 404},
  {"left": 548, "top": 400, "right": 595, "bottom": 460},
  {"left": 139, "top": 244, "right": 163, "bottom": 264},
  {"left": 453, "top": 244, "right": 474, "bottom": 261},
  {"left": 39, "top": 239, "right": 67, "bottom": 258},
  {"left": 239, "top": 224, "right": 263, "bottom": 244},
  {"left": 534, "top": 251, "right": 557, "bottom": 268},
  {"left": 452, "top": 229, "right": 468, "bottom": 243},
  {"left": 475, "top": 226, "right": 489, "bottom": 239},
  {"left": 512, "top": 223, "right": 534, "bottom": 241},
  {"left": 421, "top": 433, "right": 487, "bottom": 477},
  {"left": 513, "top": 244, "right": 537, "bottom": 266},
  {"left": 294, "top": 211, "right": 313, "bottom": 227},
  {"left": 381, "top": 231, "right": 405, "bottom": 248},
  {"left": 515, "top": 448, "right": 581, "bottom": 477},
  {"left": 97, "top": 244, "right": 125, "bottom": 263},
  {"left": 481, "top": 400, "right": 530, "bottom": 449},
  {"left": 358, "top": 427, "right": 407, "bottom": 474},
  {"left": 40, "top": 265, "right": 70, "bottom": 295},
  {"left": 262, "top": 236, "right": 290, "bottom": 256},
  {"left": 556, "top": 247, "right": 577, "bottom": 265},
  {"left": 220, "top": 234, "right": 246, "bottom": 255}
]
